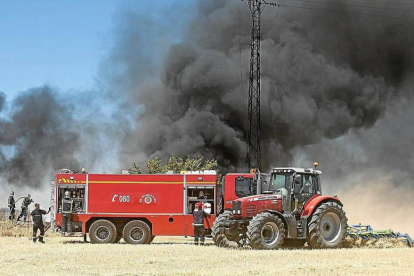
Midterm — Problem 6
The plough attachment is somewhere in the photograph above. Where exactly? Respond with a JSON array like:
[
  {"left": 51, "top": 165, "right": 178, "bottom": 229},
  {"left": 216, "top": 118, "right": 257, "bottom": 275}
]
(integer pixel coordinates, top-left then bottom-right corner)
[{"left": 346, "top": 224, "right": 413, "bottom": 248}]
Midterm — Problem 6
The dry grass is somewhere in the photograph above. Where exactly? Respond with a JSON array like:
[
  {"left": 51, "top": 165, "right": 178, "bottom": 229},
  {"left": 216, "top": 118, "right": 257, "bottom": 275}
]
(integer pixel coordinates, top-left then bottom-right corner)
[{"left": 0, "top": 236, "right": 413, "bottom": 276}]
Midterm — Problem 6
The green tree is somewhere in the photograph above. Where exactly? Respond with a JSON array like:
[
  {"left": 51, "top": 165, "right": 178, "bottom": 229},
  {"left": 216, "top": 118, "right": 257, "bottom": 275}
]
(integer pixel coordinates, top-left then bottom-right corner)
[{"left": 129, "top": 155, "right": 219, "bottom": 175}]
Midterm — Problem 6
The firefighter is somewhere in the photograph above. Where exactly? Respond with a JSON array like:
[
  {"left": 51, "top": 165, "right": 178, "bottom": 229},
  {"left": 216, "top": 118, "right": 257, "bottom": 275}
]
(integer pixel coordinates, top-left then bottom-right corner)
[
  {"left": 8, "top": 191, "right": 16, "bottom": 220},
  {"left": 193, "top": 202, "right": 208, "bottom": 245},
  {"left": 31, "top": 203, "right": 50, "bottom": 243},
  {"left": 16, "top": 194, "right": 34, "bottom": 222},
  {"left": 61, "top": 191, "right": 73, "bottom": 234}
]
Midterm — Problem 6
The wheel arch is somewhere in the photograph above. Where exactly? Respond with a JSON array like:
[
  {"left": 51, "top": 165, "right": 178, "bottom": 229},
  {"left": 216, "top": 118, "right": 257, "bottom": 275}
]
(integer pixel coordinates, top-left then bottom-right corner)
[{"left": 302, "top": 196, "right": 343, "bottom": 220}]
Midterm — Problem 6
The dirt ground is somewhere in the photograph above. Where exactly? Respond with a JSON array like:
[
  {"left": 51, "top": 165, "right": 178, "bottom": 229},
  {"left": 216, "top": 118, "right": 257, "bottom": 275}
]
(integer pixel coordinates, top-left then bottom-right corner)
[{"left": 0, "top": 236, "right": 413, "bottom": 276}]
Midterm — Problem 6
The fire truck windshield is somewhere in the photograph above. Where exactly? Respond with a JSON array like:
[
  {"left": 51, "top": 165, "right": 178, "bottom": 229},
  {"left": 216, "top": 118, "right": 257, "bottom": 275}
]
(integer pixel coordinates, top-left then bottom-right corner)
[
  {"left": 269, "top": 173, "right": 293, "bottom": 191},
  {"left": 235, "top": 177, "right": 254, "bottom": 198}
]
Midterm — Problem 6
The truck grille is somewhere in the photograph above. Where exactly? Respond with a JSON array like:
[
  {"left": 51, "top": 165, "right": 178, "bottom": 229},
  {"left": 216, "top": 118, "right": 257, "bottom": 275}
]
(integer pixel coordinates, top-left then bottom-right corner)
[{"left": 246, "top": 206, "right": 257, "bottom": 216}]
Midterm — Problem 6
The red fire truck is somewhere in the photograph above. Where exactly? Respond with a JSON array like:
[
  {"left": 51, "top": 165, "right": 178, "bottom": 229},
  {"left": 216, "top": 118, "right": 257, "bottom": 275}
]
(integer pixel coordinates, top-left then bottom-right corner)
[{"left": 50, "top": 169, "right": 259, "bottom": 244}]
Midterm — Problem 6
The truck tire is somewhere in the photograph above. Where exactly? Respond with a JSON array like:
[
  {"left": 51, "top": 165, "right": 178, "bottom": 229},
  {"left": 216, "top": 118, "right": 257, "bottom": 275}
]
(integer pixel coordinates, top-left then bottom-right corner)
[
  {"left": 307, "top": 201, "right": 348, "bottom": 249},
  {"left": 211, "top": 211, "right": 233, "bottom": 247},
  {"left": 89, "top": 220, "right": 117, "bottom": 244},
  {"left": 123, "top": 220, "right": 151, "bottom": 245},
  {"left": 282, "top": 239, "right": 306, "bottom": 249},
  {"left": 247, "top": 213, "right": 285, "bottom": 250}
]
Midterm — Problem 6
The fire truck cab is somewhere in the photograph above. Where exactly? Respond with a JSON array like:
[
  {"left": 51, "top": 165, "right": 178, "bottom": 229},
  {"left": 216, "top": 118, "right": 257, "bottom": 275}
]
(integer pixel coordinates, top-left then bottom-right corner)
[{"left": 51, "top": 169, "right": 257, "bottom": 244}]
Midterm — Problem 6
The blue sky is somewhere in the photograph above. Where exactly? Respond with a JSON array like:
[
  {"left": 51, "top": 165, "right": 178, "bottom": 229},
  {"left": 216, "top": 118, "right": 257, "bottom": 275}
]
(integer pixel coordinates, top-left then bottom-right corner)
[{"left": 0, "top": 0, "right": 187, "bottom": 98}]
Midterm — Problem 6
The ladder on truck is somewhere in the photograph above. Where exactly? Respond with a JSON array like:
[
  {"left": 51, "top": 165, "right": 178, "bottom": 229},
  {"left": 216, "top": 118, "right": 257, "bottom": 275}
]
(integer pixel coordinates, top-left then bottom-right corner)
[{"left": 50, "top": 180, "right": 55, "bottom": 232}]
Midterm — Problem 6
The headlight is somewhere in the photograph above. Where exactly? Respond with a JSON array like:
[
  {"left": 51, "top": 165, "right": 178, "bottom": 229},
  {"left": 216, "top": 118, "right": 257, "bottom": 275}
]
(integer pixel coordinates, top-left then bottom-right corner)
[{"left": 233, "top": 210, "right": 236, "bottom": 214}]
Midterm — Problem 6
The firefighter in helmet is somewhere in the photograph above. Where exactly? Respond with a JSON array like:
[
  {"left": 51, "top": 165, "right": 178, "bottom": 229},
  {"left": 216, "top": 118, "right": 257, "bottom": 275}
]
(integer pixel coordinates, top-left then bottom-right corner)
[
  {"left": 31, "top": 203, "right": 50, "bottom": 243},
  {"left": 61, "top": 191, "right": 73, "bottom": 234},
  {"left": 8, "top": 191, "right": 16, "bottom": 220},
  {"left": 17, "top": 194, "right": 34, "bottom": 222},
  {"left": 193, "top": 202, "right": 208, "bottom": 245}
]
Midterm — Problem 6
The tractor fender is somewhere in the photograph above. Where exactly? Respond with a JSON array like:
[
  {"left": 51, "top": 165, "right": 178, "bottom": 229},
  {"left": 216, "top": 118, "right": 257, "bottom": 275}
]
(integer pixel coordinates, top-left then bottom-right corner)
[
  {"left": 301, "top": 195, "right": 343, "bottom": 219},
  {"left": 264, "top": 209, "right": 297, "bottom": 238}
]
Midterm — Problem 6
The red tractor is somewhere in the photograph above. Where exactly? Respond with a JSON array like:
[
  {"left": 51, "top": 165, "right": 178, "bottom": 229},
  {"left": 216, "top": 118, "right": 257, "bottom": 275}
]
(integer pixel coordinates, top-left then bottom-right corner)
[{"left": 212, "top": 163, "right": 348, "bottom": 249}]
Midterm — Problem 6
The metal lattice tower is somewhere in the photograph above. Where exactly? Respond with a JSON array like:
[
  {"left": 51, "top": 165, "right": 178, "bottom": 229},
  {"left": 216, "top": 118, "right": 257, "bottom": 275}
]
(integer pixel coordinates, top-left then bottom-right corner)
[{"left": 246, "top": 0, "right": 263, "bottom": 170}]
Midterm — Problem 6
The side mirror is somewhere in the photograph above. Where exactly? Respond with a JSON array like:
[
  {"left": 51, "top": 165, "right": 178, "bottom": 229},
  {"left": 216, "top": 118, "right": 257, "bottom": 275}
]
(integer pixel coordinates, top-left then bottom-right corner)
[{"left": 295, "top": 174, "right": 301, "bottom": 184}]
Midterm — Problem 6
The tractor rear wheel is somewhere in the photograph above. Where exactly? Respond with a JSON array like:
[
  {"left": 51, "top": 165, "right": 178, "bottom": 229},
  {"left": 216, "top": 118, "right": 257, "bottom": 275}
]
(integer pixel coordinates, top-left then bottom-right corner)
[
  {"left": 211, "top": 211, "right": 234, "bottom": 247},
  {"left": 307, "top": 201, "right": 348, "bottom": 249},
  {"left": 89, "top": 220, "right": 117, "bottom": 244},
  {"left": 247, "top": 213, "right": 285, "bottom": 250},
  {"left": 123, "top": 220, "right": 152, "bottom": 245}
]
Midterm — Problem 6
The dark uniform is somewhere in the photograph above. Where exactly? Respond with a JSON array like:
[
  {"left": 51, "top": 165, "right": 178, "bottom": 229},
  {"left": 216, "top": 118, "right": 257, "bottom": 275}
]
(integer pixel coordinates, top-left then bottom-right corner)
[
  {"left": 17, "top": 197, "right": 34, "bottom": 222},
  {"left": 31, "top": 208, "right": 47, "bottom": 243},
  {"left": 8, "top": 194, "right": 16, "bottom": 220},
  {"left": 61, "top": 196, "right": 73, "bottom": 233},
  {"left": 193, "top": 208, "right": 208, "bottom": 245}
]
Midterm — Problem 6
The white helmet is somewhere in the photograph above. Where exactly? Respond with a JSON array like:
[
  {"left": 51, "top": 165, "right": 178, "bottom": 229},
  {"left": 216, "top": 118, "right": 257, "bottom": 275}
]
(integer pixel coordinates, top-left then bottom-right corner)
[
  {"left": 28, "top": 194, "right": 31, "bottom": 198},
  {"left": 10, "top": 191, "right": 14, "bottom": 196},
  {"left": 65, "top": 191, "right": 70, "bottom": 197}
]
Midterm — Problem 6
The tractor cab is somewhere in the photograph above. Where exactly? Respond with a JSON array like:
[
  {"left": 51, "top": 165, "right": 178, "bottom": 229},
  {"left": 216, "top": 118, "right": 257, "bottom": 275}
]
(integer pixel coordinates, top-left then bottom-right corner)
[{"left": 266, "top": 167, "right": 322, "bottom": 214}]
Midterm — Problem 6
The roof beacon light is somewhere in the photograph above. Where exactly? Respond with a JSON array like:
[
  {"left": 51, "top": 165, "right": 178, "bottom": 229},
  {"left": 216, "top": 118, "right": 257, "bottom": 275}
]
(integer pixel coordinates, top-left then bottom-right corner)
[{"left": 314, "top": 162, "right": 319, "bottom": 169}]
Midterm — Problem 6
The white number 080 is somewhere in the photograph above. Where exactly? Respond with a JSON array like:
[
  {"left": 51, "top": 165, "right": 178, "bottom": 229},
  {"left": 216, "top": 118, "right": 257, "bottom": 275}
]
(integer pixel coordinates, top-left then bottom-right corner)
[
  {"left": 119, "top": 195, "right": 130, "bottom": 202},
  {"left": 112, "top": 194, "right": 130, "bottom": 203}
]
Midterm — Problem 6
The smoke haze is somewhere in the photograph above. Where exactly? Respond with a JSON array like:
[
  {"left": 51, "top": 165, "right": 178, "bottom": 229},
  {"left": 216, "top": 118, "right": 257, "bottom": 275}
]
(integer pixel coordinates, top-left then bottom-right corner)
[{"left": 1, "top": 0, "right": 414, "bottom": 233}]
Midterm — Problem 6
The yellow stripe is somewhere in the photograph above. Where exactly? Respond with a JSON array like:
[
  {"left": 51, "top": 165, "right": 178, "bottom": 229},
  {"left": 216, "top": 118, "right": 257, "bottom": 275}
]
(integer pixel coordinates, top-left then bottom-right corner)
[
  {"left": 89, "top": 181, "right": 183, "bottom": 184},
  {"left": 88, "top": 181, "right": 216, "bottom": 185},
  {"left": 186, "top": 182, "right": 216, "bottom": 184}
]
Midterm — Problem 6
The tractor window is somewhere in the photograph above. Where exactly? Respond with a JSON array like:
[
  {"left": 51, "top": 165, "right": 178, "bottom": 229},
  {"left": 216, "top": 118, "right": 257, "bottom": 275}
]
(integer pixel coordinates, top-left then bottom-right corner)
[
  {"left": 301, "top": 175, "right": 314, "bottom": 194},
  {"left": 269, "top": 174, "right": 292, "bottom": 191},
  {"left": 235, "top": 177, "right": 254, "bottom": 198}
]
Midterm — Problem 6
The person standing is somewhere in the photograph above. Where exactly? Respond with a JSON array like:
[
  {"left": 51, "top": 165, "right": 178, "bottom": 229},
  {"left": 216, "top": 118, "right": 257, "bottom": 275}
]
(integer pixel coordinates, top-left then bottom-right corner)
[
  {"left": 193, "top": 202, "right": 208, "bottom": 245},
  {"left": 16, "top": 194, "right": 34, "bottom": 222},
  {"left": 61, "top": 191, "right": 73, "bottom": 234},
  {"left": 31, "top": 203, "right": 50, "bottom": 243},
  {"left": 8, "top": 192, "right": 16, "bottom": 220}
]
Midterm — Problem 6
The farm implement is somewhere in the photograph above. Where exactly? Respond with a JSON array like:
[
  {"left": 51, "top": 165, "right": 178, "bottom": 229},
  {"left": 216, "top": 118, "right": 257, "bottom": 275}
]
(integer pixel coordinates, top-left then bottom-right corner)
[{"left": 345, "top": 224, "right": 413, "bottom": 248}]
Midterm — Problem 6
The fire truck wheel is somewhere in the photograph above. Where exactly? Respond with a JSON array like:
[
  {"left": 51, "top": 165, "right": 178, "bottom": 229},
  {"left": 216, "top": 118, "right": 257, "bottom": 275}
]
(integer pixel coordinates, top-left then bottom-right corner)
[
  {"left": 89, "top": 220, "right": 117, "bottom": 244},
  {"left": 123, "top": 220, "right": 151, "bottom": 245},
  {"left": 247, "top": 212, "right": 285, "bottom": 250},
  {"left": 211, "top": 211, "right": 233, "bottom": 247},
  {"left": 307, "top": 201, "right": 348, "bottom": 249}
]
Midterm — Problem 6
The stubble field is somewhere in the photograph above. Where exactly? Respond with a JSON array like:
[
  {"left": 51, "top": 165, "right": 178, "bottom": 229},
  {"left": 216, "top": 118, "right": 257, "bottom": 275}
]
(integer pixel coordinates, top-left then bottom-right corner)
[{"left": 0, "top": 235, "right": 413, "bottom": 276}]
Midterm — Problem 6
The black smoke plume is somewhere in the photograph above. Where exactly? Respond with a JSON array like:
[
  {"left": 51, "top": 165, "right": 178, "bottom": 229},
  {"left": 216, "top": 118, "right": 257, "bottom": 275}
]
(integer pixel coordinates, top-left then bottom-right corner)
[
  {"left": 112, "top": 0, "right": 414, "bottom": 175},
  {"left": 0, "top": 86, "right": 80, "bottom": 188}
]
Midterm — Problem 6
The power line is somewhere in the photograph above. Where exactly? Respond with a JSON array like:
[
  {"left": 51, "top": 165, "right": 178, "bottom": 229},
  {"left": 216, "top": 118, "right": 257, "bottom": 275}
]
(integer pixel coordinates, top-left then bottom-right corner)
[
  {"left": 346, "top": 0, "right": 414, "bottom": 7},
  {"left": 284, "top": 0, "right": 414, "bottom": 14}
]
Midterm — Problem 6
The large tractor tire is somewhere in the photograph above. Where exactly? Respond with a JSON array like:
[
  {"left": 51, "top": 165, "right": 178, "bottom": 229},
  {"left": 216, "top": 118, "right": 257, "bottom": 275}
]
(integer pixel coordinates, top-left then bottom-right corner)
[
  {"left": 307, "top": 201, "right": 348, "bottom": 249},
  {"left": 123, "top": 220, "right": 152, "bottom": 245},
  {"left": 247, "top": 212, "right": 285, "bottom": 250},
  {"left": 89, "top": 220, "right": 117, "bottom": 244},
  {"left": 211, "top": 211, "right": 233, "bottom": 247}
]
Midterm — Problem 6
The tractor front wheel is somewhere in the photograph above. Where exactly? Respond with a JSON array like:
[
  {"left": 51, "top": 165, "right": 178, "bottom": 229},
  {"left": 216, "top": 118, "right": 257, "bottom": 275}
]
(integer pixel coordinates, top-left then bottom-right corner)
[
  {"left": 307, "top": 201, "right": 348, "bottom": 249},
  {"left": 211, "top": 211, "right": 234, "bottom": 247},
  {"left": 247, "top": 213, "right": 285, "bottom": 250}
]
